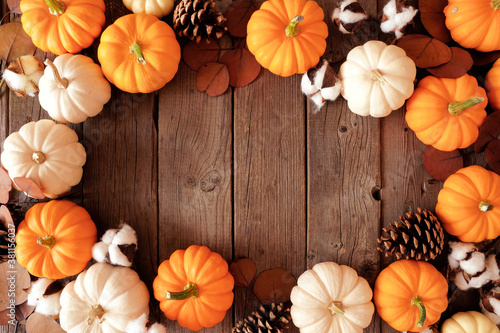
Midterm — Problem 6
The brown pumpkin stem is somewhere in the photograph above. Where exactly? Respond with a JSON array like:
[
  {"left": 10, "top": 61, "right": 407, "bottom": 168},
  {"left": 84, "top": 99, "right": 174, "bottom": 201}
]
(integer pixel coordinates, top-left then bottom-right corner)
[
  {"left": 37, "top": 235, "right": 56, "bottom": 249},
  {"left": 165, "top": 282, "right": 198, "bottom": 300},
  {"left": 44, "top": 0, "right": 66, "bottom": 15},
  {"left": 328, "top": 301, "right": 345, "bottom": 315},
  {"left": 411, "top": 296, "right": 426, "bottom": 328},
  {"left": 32, "top": 151, "right": 46, "bottom": 164},
  {"left": 130, "top": 41, "right": 146, "bottom": 65},
  {"left": 86, "top": 304, "right": 105, "bottom": 325},
  {"left": 370, "top": 69, "right": 386, "bottom": 84},
  {"left": 44, "top": 59, "right": 69, "bottom": 89},
  {"left": 448, "top": 96, "right": 485, "bottom": 116},
  {"left": 285, "top": 15, "right": 304, "bottom": 37},
  {"left": 492, "top": 0, "right": 500, "bottom": 10},
  {"left": 479, "top": 200, "right": 494, "bottom": 212}
]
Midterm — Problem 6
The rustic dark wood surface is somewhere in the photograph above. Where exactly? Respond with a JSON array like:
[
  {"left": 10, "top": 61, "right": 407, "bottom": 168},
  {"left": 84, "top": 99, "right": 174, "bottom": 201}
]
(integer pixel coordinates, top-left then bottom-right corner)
[{"left": 0, "top": 0, "right": 491, "bottom": 332}]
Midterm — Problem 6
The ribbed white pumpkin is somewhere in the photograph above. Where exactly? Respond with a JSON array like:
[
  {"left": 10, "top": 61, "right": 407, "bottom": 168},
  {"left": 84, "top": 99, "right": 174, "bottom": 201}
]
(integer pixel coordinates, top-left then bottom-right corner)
[
  {"left": 60, "top": 263, "right": 150, "bottom": 333},
  {"left": 38, "top": 54, "right": 111, "bottom": 124},
  {"left": 122, "top": 0, "right": 174, "bottom": 18},
  {"left": 290, "top": 262, "right": 374, "bottom": 332},
  {"left": 339, "top": 40, "right": 416, "bottom": 117},
  {"left": 0, "top": 119, "right": 86, "bottom": 198},
  {"left": 441, "top": 311, "right": 500, "bottom": 333}
]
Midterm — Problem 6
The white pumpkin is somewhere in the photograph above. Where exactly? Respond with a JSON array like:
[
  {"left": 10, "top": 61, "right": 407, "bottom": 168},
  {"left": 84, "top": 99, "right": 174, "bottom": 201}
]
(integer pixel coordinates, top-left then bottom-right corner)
[
  {"left": 290, "top": 262, "right": 374, "bottom": 333},
  {"left": 38, "top": 54, "right": 111, "bottom": 124},
  {"left": 122, "top": 0, "right": 174, "bottom": 18},
  {"left": 0, "top": 119, "right": 86, "bottom": 198},
  {"left": 339, "top": 40, "right": 416, "bottom": 117},
  {"left": 60, "top": 263, "right": 150, "bottom": 333},
  {"left": 441, "top": 311, "right": 500, "bottom": 333}
]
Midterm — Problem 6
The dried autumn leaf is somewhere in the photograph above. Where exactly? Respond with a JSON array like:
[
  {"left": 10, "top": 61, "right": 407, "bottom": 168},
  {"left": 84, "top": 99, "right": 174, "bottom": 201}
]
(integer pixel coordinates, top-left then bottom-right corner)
[
  {"left": 0, "top": 261, "right": 31, "bottom": 311},
  {"left": 26, "top": 312, "right": 65, "bottom": 333},
  {"left": 229, "top": 258, "right": 256, "bottom": 287},
  {"left": 225, "top": 0, "right": 257, "bottom": 37},
  {"left": 0, "top": 169, "right": 11, "bottom": 204},
  {"left": 422, "top": 146, "right": 463, "bottom": 182},
  {"left": 475, "top": 112, "right": 500, "bottom": 153},
  {"left": 0, "top": 23, "right": 36, "bottom": 63},
  {"left": 183, "top": 39, "right": 221, "bottom": 71},
  {"left": 396, "top": 34, "right": 452, "bottom": 68},
  {"left": 220, "top": 48, "right": 261, "bottom": 88},
  {"left": 486, "top": 140, "right": 500, "bottom": 175},
  {"left": 12, "top": 178, "right": 45, "bottom": 199},
  {"left": 253, "top": 268, "right": 296, "bottom": 305},
  {"left": 426, "top": 47, "right": 473, "bottom": 79},
  {"left": 418, "top": 0, "right": 451, "bottom": 43},
  {"left": 0, "top": 301, "right": 35, "bottom": 325},
  {"left": 196, "top": 62, "right": 229, "bottom": 97},
  {"left": 7, "top": 0, "right": 22, "bottom": 14},
  {"left": 471, "top": 50, "right": 500, "bottom": 66}
]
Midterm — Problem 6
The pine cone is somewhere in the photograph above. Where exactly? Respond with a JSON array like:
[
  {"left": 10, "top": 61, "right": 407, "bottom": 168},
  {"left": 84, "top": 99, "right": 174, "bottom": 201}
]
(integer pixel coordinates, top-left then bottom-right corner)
[
  {"left": 377, "top": 208, "right": 445, "bottom": 261},
  {"left": 0, "top": 204, "right": 25, "bottom": 262},
  {"left": 233, "top": 303, "right": 291, "bottom": 333},
  {"left": 173, "top": 0, "right": 227, "bottom": 43}
]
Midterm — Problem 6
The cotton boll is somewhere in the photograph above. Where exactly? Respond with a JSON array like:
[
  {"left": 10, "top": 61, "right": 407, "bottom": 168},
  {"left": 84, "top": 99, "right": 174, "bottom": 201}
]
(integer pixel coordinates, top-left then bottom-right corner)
[
  {"left": 449, "top": 241, "right": 477, "bottom": 261},
  {"left": 448, "top": 254, "right": 460, "bottom": 270},
  {"left": 92, "top": 242, "right": 109, "bottom": 263},
  {"left": 454, "top": 272, "right": 471, "bottom": 290},
  {"left": 108, "top": 244, "right": 134, "bottom": 267},
  {"left": 126, "top": 314, "right": 148, "bottom": 333},
  {"left": 148, "top": 324, "right": 167, "bottom": 333},
  {"left": 112, "top": 224, "right": 137, "bottom": 246},
  {"left": 310, "top": 92, "right": 325, "bottom": 110},
  {"left": 486, "top": 254, "right": 500, "bottom": 281},
  {"left": 481, "top": 301, "right": 500, "bottom": 325},
  {"left": 35, "top": 293, "right": 61, "bottom": 316},
  {"left": 3, "top": 56, "right": 44, "bottom": 97},
  {"left": 321, "top": 83, "right": 342, "bottom": 102},
  {"left": 467, "top": 271, "right": 492, "bottom": 289},
  {"left": 27, "top": 279, "right": 55, "bottom": 306},
  {"left": 380, "top": 0, "right": 418, "bottom": 39},
  {"left": 460, "top": 251, "right": 486, "bottom": 274},
  {"left": 101, "top": 228, "right": 118, "bottom": 245},
  {"left": 301, "top": 72, "right": 318, "bottom": 96},
  {"left": 331, "top": 0, "right": 367, "bottom": 34}
]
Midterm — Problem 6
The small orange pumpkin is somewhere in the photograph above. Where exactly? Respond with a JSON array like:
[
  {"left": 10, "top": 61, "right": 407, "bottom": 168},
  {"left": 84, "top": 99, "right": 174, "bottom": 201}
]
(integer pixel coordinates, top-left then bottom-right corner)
[
  {"left": 20, "top": 0, "right": 105, "bottom": 55},
  {"left": 153, "top": 245, "right": 234, "bottom": 331},
  {"left": 374, "top": 260, "right": 448, "bottom": 332},
  {"left": 444, "top": 0, "right": 500, "bottom": 52},
  {"left": 246, "top": 0, "right": 328, "bottom": 77},
  {"left": 97, "top": 13, "right": 181, "bottom": 94},
  {"left": 486, "top": 59, "right": 500, "bottom": 112},
  {"left": 405, "top": 74, "right": 488, "bottom": 151},
  {"left": 436, "top": 165, "right": 500, "bottom": 242},
  {"left": 15, "top": 200, "right": 97, "bottom": 279}
]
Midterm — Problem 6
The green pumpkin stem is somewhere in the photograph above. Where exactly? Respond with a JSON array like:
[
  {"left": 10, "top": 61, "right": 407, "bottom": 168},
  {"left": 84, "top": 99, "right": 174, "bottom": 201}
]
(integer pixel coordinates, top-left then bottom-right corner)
[
  {"left": 448, "top": 97, "right": 484, "bottom": 116},
  {"left": 285, "top": 15, "right": 304, "bottom": 37},
  {"left": 37, "top": 235, "right": 55, "bottom": 249},
  {"left": 328, "top": 301, "right": 345, "bottom": 315},
  {"left": 479, "top": 200, "right": 494, "bottom": 212},
  {"left": 86, "top": 304, "right": 105, "bottom": 325},
  {"left": 411, "top": 296, "right": 426, "bottom": 328},
  {"left": 130, "top": 41, "right": 146, "bottom": 65},
  {"left": 45, "top": 59, "right": 68, "bottom": 89},
  {"left": 165, "top": 282, "right": 198, "bottom": 300},
  {"left": 44, "top": 0, "right": 66, "bottom": 15},
  {"left": 492, "top": 0, "right": 500, "bottom": 10}
]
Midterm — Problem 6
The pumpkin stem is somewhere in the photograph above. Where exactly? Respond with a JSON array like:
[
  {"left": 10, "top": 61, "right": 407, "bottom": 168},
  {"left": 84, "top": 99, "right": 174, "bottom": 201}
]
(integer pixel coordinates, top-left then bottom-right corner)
[
  {"left": 130, "top": 41, "right": 146, "bottom": 65},
  {"left": 44, "top": 59, "right": 68, "bottom": 89},
  {"left": 479, "top": 200, "right": 494, "bottom": 212},
  {"left": 370, "top": 69, "right": 386, "bottom": 84},
  {"left": 44, "top": 0, "right": 66, "bottom": 15},
  {"left": 411, "top": 296, "right": 426, "bottom": 328},
  {"left": 32, "top": 151, "right": 46, "bottom": 164},
  {"left": 285, "top": 15, "right": 304, "bottom": 38},
  {"left": 328, "top": 301, "right": 345, "bottom": 315},
  {"left": 86, "top": 304, "right": 105, "bottom": 325},
  {"left": 448, "top": 96, "right": 485, "bottom": 116},
  {"left": 37, "top": 235, "right": 55, "bottom": 249},
  {"left": 492, "top": 0, "right": 500, "bottom": 10},
  {"left": 165, "top": 282, "right": 198, "bottom": 300}
]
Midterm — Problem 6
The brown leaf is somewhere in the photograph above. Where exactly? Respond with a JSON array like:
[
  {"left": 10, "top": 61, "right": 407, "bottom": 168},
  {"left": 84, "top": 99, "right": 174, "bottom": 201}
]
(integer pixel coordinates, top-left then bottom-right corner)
[
  {"left": 253, "top": 268, "right": 296, "bottom": 305},
  {"left": 426, "top": 47, "right": 473, "bottom": 78},
  {"left": 0, "top": 23, "right": 36, "bottom": 63},
  {"left": 43, "top": 280, "right": 65, "bottom": 297},
  {"left": 0, "top": 301, "right": 36, "bottom": 325},
  {"left": 229, "top": 258, "right": 256, "bottom": 287},
  {"left": 7, "top": 0, "right": 22, "bottom": 14},
  {"left": 26, "top": 313, "right": 65, "bottom": 333},
  {"left": 183, "top": 38, "right": 221, "bottom": 71},
  {"left": 0, "top": 169, "right": 11, "bottom": 204},
  {"left": 486, "top": 140, "right": 500, "bottom": 175},
  {"left": 418, "top": 0, "right": 451, "bottom": 43},
  {"left": 0, "top": 261, "right": 31, "bottom": 312},
  {"left": 396, "top": 34, "right": 452, "bottom": 68},
  {"left": 471, "top": 50, "right": 500, "bottom": 66},
  {"left": 422, "top": 146, "right": 463, "bottom": 182},
  {"left": 12, "top": 178, "right": 45, "bottom": 199},
  {"left": 225, "top": 0, "right": 257, "bottom": 38},
  {"left": 196, "top": 62, "right": 229, "bottom": 97},
  {"left": 475, "top": 112, "right": 500, "bottom": 153},
  {"left": 220, "top": 48, "right": 261, "bottom": 88}
]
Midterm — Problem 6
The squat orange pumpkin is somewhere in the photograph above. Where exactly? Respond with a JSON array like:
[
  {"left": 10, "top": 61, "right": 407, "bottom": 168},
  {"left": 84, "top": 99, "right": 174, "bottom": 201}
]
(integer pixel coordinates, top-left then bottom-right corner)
[
  {"left": 486, "top": 59, "right": 500, "bottom": 112},
  {"left": 246, "top": 0, "right": 328, "bottom": 77},
  {"left": 153, "top": 245, "right": 234, "bottom": 331},
  {"left": 15, "top": 200, "right": 97, "bottom": 279},
  {"left": 20, "top": 0, "right": 105, "bottom": 55},
  {"left": 436, "top": 165, "right": 500, "bottom": 242},
  {"left": 405, "top": 74, "right": 488, "bottom": 151},
  {"left": 98, "top": 13, "right": 181, "bottom": 94}
]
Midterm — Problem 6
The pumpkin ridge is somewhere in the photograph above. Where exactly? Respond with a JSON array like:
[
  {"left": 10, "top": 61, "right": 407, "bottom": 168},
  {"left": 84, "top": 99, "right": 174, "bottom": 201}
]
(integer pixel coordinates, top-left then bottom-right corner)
[{"left": 260, "top": 1, "right": 289, "bottom": 26}]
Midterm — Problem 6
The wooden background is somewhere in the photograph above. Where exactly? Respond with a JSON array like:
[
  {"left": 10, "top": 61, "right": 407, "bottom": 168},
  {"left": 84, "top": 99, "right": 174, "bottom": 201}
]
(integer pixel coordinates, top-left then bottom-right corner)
[{"left": 0, "top": 0, "right": 491, "bottom": 332}]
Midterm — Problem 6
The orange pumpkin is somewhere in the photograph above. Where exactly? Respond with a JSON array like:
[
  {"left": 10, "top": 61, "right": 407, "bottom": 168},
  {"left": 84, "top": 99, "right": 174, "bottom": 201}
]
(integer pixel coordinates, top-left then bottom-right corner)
[
  {"left": 374, "top": 260, "right": 448, "bottom": 332},
  {"left": 97, "top": 13, "right": 181, "bottom": 94},
  {"left": 20, "top": 0, "right": 105, "bottom": 55},
  {"left": 246, "top": 0, "right": 328, "bottom": 77},
  {"left": 444, "top": 0, "right": 500, "bottom": 52},
  {"left": 486, "top": 59, "right": 500, "bottom": 112},
  {"left": 153, "top": 245, "right": 234, "bottom": 331},
  {"left": 15, "top": 200, "right": 97, "bottom": 279},
  {"left": 436, "top": 165, "right": 500, "bottom": 242},
  {"left": 405, "top": 74, "right": 488, "bottom": 151}
]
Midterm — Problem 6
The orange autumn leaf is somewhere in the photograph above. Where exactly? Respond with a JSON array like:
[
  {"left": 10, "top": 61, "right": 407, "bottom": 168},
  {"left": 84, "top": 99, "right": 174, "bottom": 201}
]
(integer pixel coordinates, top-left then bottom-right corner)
[
  {"left": 196, "top": 62, "right": 229, "bottom": 97},
  {"left": 397, "top": 34, "right": 452, "bottom": 68},
  {"left": 418, "top": 0, "right": 451, "bottom": 43}
]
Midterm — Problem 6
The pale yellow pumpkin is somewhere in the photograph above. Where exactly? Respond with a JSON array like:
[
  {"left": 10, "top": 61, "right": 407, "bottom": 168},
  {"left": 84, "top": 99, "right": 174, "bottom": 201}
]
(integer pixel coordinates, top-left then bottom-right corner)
[
  {"left": 441, "top": 311, "right": 500, "bottom": 333},
  {"left": 122, "top": 0, "right": 174, "bottom": 18}
]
